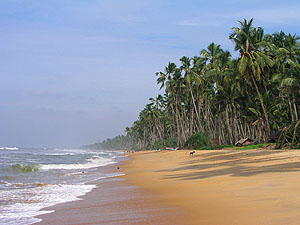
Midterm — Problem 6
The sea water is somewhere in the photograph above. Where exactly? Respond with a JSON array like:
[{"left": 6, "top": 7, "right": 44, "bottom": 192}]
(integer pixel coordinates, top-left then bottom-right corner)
[{"left": 0, "top": 147, "right": 125, "bottom": 225}]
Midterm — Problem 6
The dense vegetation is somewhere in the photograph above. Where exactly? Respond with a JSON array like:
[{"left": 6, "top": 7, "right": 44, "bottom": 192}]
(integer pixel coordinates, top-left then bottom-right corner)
[{"left": 88, "top": 19, "right": 300, "bottom": 150}]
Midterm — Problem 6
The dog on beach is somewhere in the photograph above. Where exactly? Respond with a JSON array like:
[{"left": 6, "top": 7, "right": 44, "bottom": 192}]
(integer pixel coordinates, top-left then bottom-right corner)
[{"left": 190, "top": 151, "right": 195, "bottom": 156}]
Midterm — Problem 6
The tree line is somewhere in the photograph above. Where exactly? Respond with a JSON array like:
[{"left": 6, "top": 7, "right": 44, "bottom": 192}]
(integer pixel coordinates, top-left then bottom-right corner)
[{"left": 88, "top": 18, "right": 300, "bottom": 150}]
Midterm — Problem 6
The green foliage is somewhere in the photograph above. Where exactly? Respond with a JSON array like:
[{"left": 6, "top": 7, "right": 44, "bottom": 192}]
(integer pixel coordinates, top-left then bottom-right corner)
[
  {"left": 146, "top": 137, "right": 177, "bottom": 150},
  {"left": 165, "top": 137, "right": 177, "bottom": 147},
  {"left": 85, "top": 18, "right": 300, "bottom": 150},
  {"left": 233, "top": 144, "right": 265, "bottom": 150},
  {"left": 197, "top": 144, "right": 268, "bottom": 150},
  {"left": 153, "top": 139, "right": 163, "bottom": 149},
  {"left": 82, "top": 134, "right": 133, "bottom": 150},
  {"left": 185, "top": 132, "right": 211, "bottom": 149},
  {"left": 197, "top": 145, "right": 234, "bottom": 150},
  {"left": 276, "top": 121, "right": 300, "bottom": 149}
]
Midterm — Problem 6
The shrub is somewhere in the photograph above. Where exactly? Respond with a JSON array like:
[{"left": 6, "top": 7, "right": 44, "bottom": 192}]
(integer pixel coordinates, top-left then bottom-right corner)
[
  {"left": 234, "top": 144, "right": 265, "bottom": 150},
  {"left": 165, "top": 137, "right": 177, "bottom": 147},
  {"left": 292, "top": 145, "right": 300, "bottom": 149},
  {"left": 197, "top": 145, "right": 234, "bottom": 150},
  {"left": 153, "top": 139, "right": 163, "bottom": 149},
  {"left": 185, "top": 132, "right": 211, "bottom": 149}
]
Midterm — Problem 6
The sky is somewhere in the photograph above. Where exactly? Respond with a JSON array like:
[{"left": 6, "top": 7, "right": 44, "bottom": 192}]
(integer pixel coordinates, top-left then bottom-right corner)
[{"left": 1, "top": 0, "right": 300, "bottom": 148}]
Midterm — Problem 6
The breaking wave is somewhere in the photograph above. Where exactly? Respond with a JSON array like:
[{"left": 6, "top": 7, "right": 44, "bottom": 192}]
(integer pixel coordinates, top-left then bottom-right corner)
[
  {"left": 9, "top": 156, "right": 115, "bottom": 172},
  {"left": 41, "top": 156, "right": 115, "bottom": 170},
  {"left": 0, "top": 183, "right": 96, "bottom": 225},
  {"left": 0, "top": 147, "right": 18, "bottom": 150},
  {"left": 11, "top": 164, "right": 40, "bottom": 172}
]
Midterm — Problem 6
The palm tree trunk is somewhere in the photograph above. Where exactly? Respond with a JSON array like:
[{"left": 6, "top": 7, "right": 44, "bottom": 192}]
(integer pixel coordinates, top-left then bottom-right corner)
[
  {"left": 198, "top": 98, "right": 205, "bottom": 132},
  {"left": 190, "top": 87, "right": 202, "bottom": 131},
  {"left": 155, "top": 123, "right": 165, "bottom": 148},
  {"left": 293, "top": 99, "right": 299, "bottom": 121},
  {"left": 251, "top": 75, "right": 270, "bottom": 141},
  {"left": 225, "top": 104, "right": 233, "bottom": 144},
  {"left": 288, "top": 97, "right": 295, "bottom": 123},
  {"left": 171, "top": 103, "right": 181, "bottom": 146},
  {"left": 205, "top": 94, "right": 212, "bottom": 135}
]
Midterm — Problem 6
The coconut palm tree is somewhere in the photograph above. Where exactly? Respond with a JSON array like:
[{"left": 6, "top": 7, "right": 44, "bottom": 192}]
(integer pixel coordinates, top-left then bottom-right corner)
[
  {"left": 270, "top": 32, "right": 300, "bottom": 123},
  {"left": 229, "top": 18, "right": 274, "bottom": 141}
]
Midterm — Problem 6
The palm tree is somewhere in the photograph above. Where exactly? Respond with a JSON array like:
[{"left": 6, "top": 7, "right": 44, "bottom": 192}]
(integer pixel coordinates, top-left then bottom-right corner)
[
  {"left": 101, "top": 18, "right": 300, "bottom": 150},
  {"left": 229, "top": 18, "right": 274, "bottom": 141},
  {"left": 180, "top": 56, "right": 203, "bottom": 133},
  {"left": 156, "top": 62, "right": 177, "bottom": 90},
  {"left": 270, "top": 32, "right": 300, "bottom": 123}
]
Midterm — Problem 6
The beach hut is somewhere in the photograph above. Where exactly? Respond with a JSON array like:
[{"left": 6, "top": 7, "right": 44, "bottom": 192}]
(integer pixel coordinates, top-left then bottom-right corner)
[{"left": 235, "top": 138, "right": 253, "bottom": 146}]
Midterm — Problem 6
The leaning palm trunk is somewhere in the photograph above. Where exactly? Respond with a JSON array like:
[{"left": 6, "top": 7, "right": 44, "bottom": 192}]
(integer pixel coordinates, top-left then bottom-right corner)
[
  {"left": 288, "top": 97, "right": 295, "bottom": 123},
  {"left": 190, "top": 87, "right": 203, "bottom": 132},
  {"left": 171, "top": 104, "right": 182, "bottom": 146},
  {"left": 251, "top": 75, "right": 270, "bottom": 141},
  {"left": 204, "top": 94, "right": 213, "bottom": 136},
  {"left": 155, "top": 123, "right": 165, "bottom": 148},
  {"left": 293, "top": 99, "right": 299, "bottom": 121},
  {"left": 225, "top": 104, "right": 234, "bottom": 144}
]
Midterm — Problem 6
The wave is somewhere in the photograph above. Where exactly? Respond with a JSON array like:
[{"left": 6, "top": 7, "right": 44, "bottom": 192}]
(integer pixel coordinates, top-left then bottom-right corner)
[
  {"left": 0, "top": 180, "right": 9, "bottom": 186},
  {"left": 52, "top": 148, "right": 90, "bottom": 155},
  {"left": 0, "top": 183, "right": 96, "bottom": 225},
  {"left": 11, "top": 164, "right": 40, "bottom": 172},
  {"left": 0, "top": 147, "right": 18, "bottom": 150},
  {"left": 9, "top": 155, "right": 115, "bottom": 172},
  {"left": 45, "top": 152, "right": 76, "bottom": 156},
  {"left": 0, "top": 176, "right": 16, "bottom": 181},
  {"left": 41, "top": 156, "right": 115, "bottom": 170}
]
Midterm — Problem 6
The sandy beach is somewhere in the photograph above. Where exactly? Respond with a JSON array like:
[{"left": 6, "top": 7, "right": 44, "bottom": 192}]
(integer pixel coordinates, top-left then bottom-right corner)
[
  {"left": 124, "top": 149, "right": 300, "bottom": 225},
  {"left": 36, "top": 149, "right": 300, "bottom": 225},
  {"left": 35, "top": 161, "right": 185, "bottom": 225}
]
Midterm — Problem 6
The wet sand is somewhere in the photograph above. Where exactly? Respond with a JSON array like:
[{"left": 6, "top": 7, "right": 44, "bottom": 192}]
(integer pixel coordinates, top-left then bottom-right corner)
[
  {"left": 35, "top": 163, "right": 185, "bottom": 225},
  {"left": 36, "top": 149, "right": 300, "bottom": 225},
  {"left": 125, "top": 149, "right": 300, "bottom": 225}
]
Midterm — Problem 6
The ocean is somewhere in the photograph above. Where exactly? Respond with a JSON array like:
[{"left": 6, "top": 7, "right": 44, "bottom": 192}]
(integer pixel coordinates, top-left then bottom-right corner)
[{"left": 0, "top": 147, "right": 125, "bottom": 225}]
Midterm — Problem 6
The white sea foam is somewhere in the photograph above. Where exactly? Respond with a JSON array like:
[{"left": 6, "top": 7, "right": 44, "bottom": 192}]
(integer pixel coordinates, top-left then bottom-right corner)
[
  {"left": 0, "top": 183, "right": 96, "bottom": 225},
  {"left": 52, "top": 148, "right": 90, "bottom": 155},
  {"left": 44, "top": 152, "right": 76, "bottom": 156},
  {"left": 0, "top": 147, "right": 18, "bottom": 150},
  {"left": 41, "top": 156, "right": 115, "bottom": 170},
  {"left": 0, "top": 148, "right": 124, "bottom": 224}
]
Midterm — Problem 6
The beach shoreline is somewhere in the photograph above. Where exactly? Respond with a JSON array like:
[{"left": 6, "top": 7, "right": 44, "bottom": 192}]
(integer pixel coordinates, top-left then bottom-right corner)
[
  {"left": 35, "top": 148, "right": 300, "bottom": 225},
  {"left": 34, "top": 156, "right": 185, "bottom": 225}
]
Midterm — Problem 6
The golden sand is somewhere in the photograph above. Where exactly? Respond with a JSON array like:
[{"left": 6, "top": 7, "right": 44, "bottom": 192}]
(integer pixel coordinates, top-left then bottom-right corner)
[
  {"left": 35, "top": 165, "right": 185, "bottom": 225},
  {"left": 124, "top": 149, "right": 300, "bottom": 225}
]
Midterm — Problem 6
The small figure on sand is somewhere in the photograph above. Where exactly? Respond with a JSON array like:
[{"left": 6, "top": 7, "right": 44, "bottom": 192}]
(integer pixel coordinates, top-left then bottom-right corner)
[{"left": 190, "top": 151, "right": 195, "bottom": 156}]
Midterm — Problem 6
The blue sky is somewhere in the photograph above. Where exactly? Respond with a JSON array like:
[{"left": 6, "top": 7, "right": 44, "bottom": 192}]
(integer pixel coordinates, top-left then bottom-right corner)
[{"left": 1, "top": 0, "right": 300, "bottom": 147}]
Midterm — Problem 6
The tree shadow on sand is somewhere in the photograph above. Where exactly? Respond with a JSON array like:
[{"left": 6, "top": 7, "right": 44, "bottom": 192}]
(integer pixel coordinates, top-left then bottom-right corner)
[{"left": 157, "top": 150, "right": 300, "bottom": 180}]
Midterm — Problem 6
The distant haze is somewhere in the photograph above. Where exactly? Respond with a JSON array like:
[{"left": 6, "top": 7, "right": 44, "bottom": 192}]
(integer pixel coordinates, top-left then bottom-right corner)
[{"left": 1, "top": 0, "right": 300, "bottom": 148}]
